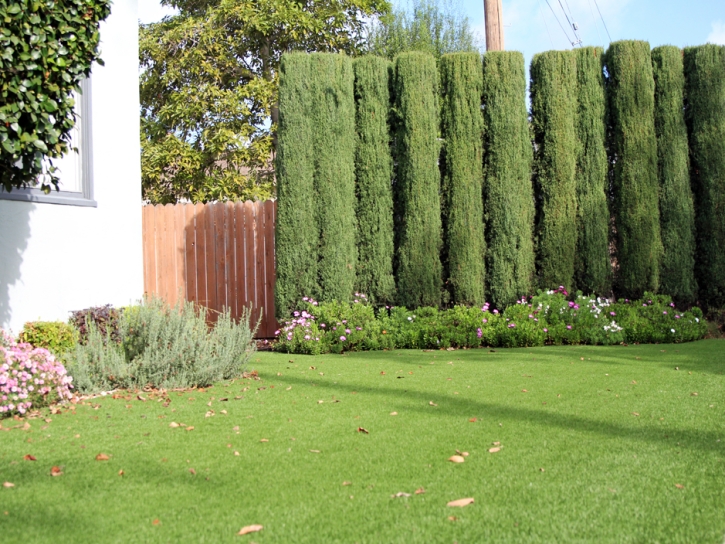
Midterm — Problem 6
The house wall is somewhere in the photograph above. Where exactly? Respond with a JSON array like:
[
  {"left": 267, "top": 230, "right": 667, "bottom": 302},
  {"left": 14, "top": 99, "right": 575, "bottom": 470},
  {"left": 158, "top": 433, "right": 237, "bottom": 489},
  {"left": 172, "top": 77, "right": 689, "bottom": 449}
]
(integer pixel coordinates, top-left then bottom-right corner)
[{"left": 0, "top": 0, "right": 142, "bottom": 333}]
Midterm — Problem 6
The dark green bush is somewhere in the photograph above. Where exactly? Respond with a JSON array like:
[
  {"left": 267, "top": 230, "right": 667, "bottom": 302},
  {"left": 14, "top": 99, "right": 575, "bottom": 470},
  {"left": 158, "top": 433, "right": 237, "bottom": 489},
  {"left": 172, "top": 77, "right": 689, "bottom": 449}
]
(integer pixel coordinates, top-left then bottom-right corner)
[
  {"left": 18, "top": 321, "right": 78, "bottom": 359},
  {"left": 530, "top": 50, "right": 578, "bottom": 291},
  {"left": 574, "top": 47, "right": 611, "bottom": 295},
  {"left": 604, "top": 41, "right": 663, "bottom": 298},
  {"left": 683, "top": 44, "right": 725, "bottom": 309},
  {"left": 482, "top": 51, "right": 535, "bottom": 308},
  {"left": 440, "top": 52, "right": 486, "bottom": 305},
  {"left": 353, "top": 56, "right": 396, "bottom": 305},
  {"left": 311, "top": 53, "right": 357, "bottom": 304},
  {"left": 68, "top": 298, "right": 257, "bottom": 392},
  {"left": 275, "top": 53, "right": 319, "bottom": 317},
  {"left": 651, "top": 46, "right": 697, "bottom": 305},
  {"left": 0, "top": 0, "right": 111, "bottom": 191},
  {"left": 392, "top": 51, "right": 442, "bottom": 308}
]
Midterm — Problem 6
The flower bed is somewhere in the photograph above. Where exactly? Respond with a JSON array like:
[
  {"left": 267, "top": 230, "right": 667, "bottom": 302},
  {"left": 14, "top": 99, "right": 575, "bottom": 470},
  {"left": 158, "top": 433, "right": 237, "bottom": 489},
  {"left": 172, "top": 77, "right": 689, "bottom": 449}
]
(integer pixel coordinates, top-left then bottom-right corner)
[
  {"left": 274, "top": 288, "right": 707, "bottom": 354},
  {"left": 0, "top": 331, "right": 74, "bottom": 417}
]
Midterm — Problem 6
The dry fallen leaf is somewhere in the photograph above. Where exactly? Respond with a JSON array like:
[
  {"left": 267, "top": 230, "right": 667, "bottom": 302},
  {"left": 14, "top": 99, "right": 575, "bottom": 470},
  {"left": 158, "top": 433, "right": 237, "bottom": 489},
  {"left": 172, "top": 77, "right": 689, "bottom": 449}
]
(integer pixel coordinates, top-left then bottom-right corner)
[
  {"left": 189, "top": 468, "right": 196, "bottom": 475},
  {"left": 691, "top": 392, "right": 698, "bottom": 397},
  {"left": 521, "top": 389, "right": 529, "bottom": 393},
  {"left": 675, "top": 483, "right": 684, "bottom": 489},
  {"left": 260, "top": 438, "right": 269, "bottom": 443},
  {"left": 309, "top": 449, "right": 321, "bottom": 453},
  {"left": 390, "top": 411, "right": 398, "bottom": 416},
  {"left": 469, "top": 418, "right": 477, "bottom": 423},
  {"left": 234, "top": 451, "right": 240, "bottom": 456},
  {"left": 185, "top": 426, "right": 194, "bottom": 431},
  {"left": 488, "top": 447, "right": 501, "bottom": 453},
  {"left": 448, "top": 516, "right": 458, "bottom": 521},
  {"left": 233, "top": 426, "right": 240, "bottom": 431},
  {"left": 429, "top": 401, "right": 437, "bottom": 407},
  {"left": 23, "top": 454, "right": 36, "bottom": 461},
  {"left": 447, "top": 497, "right": 474, "bottom": 507},
  {"left": 3, "top": 482, "right": 15, "bottom": 488},
  {"left": 95, "top": 453, "right": 110, "bottom": 461},
  {"left": 415, "top": 487, "right": 425, "bottom": 495},
  {"left": 539, "top": 468, "right": 545, "bottom": 472},
  {"left": 492, "top": 441, "right": 501, "bottom": 446},
  {"left": 220, "top": 410, "right": 228, "bottom": 415},
  {"left": 286, "top": 386, "right": 292, "bottom": 391},
  {"left": 448, "top": 455, "right": 465, "bottom": 463},
  {"left": 152, "top": 519, "right": 160, "bottom": 526},
  {"left": 392, "top": 492, "right": 411, "bottom": 498},
  {"left": 50, "top": 466, "right": 63, "bottom": 477},
  {"left": 357, "top": 427, "right": 369, "bottom": 434},
  {"left": 238, "top": 524, "right": 263, "bottom": 535},
  {"left": 118, "top": 470, "right": 125, "bottom": 476},
  {"left": 317, "top": 400, "right": 324, "bottom": 404},
  {"left": 342, "top": 481, "right": 352, "bottom": 486}
]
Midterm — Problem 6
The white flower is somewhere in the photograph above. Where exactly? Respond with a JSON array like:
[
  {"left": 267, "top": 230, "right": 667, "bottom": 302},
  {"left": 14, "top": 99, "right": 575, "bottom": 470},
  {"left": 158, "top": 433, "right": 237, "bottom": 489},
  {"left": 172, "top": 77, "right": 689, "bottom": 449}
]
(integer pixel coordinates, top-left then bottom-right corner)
[
  {"left": 671, "top": 329, "right": 675, "bottom": 333},
  {"left": 407, "top": 316, "right": 412, "bottom": 321},
  {"left": 695, "top": 317, "right": 699, "bottom": 323}
]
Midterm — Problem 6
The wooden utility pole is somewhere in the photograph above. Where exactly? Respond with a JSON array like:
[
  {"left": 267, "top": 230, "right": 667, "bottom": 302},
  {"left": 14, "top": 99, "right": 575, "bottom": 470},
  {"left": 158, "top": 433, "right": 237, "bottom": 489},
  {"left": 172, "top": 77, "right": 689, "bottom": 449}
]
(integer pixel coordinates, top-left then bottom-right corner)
[{"left": 484, "top": 0, "right": 505, "bottom": 51}]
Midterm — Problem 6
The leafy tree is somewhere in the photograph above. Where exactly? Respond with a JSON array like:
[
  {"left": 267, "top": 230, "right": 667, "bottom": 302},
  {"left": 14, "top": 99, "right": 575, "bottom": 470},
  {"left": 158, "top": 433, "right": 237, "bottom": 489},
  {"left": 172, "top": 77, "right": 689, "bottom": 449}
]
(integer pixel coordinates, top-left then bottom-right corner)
[
  {"left": 365, "top": 0, "right": 480, "bottom": 61},
  {"left": 139, "top": 0, "right": 390, "bottom": 204},
  {"left": 0, "top": 0, "right": 111, "bottom": 192}
]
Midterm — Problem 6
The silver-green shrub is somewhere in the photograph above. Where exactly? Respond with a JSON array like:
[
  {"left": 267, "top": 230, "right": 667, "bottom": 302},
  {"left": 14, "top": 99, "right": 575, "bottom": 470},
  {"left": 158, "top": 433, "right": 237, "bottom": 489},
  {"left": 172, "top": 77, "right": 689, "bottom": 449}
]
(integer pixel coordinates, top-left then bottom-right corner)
[{"left": 68, "top": 298, "right": 256, "bottom": 392}]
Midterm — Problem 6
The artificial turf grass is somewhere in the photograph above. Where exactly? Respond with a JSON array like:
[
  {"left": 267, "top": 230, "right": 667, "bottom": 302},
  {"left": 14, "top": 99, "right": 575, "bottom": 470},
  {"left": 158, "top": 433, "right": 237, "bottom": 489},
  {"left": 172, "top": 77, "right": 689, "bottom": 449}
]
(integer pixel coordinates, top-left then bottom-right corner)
[{"left": 1, "top": 341, "right": 724, "bottom": 543}]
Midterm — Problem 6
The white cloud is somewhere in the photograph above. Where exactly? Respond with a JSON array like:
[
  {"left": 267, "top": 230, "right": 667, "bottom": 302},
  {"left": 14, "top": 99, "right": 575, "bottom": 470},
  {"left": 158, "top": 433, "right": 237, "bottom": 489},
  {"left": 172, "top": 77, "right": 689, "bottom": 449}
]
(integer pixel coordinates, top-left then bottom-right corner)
[
  {"left": 708, "top": 21, "right": 725, "bottom": 45},
  {"left": 138, "top": 0, "right": 178, "bottom": 24}
]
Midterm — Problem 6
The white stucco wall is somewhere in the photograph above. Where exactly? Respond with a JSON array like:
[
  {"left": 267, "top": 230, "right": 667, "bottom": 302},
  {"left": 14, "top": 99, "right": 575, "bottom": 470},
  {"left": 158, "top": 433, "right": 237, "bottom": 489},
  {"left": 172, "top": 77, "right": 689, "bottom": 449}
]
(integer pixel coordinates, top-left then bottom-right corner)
[{"left": 0, "top": 0, "right": 142, "bottom": 334}]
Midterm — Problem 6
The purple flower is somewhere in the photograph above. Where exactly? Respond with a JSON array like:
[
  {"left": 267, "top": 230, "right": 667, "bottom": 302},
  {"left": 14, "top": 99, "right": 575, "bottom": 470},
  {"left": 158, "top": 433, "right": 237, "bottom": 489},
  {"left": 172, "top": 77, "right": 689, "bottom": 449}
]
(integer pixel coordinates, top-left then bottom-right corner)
[
  {"left": 529, "top": 314, "right": 534, "bottom": 319},
  {"left": 663, "top": 311, "right": 668, "bottom": 315},
  {"left": 568, "top": 301, "right": 575, "bottom": 308},
  {"left": 477, "top": 328, "right": 483, "bottom": 338},
  {"left": 670, "top": 302, "right": 675, "bottom": 307},
  {"left": 610, "top": 312, "right": 616, "bottom": 316},
  {"left": 332, "top": 327, "right": 337, "bottom": 331},
  {"left": 342, "top": 320, "right": 347, "bottom": 324},
  {"left": 293, "top": 311, "right": 300, "bottom": 317},
  {"left": 493, "top": 309, "right": 499, "bottom": 314},
  {"left": 345, "top": 329, "right": 351, "bottom": 334},
  {"left": 320, "top": 323, "right": 326, "bottom": 328},
  {"left": 543, "top": 328, "right": 548, "bottom": 333},
  {"left": 304, "top": 335, "right": 310, "bottom": 340},
  {"left": 356, "top": 327, "right": 362, "bottom": 331},
  {"left": 675, "top": 315, "right": 681, "bottom": 319},
  {"left": 643, "top": 303, "right": 647, "bottom": 307},
  {"left": 566, "top": 325, "right": 572, "bottom": 330},
  {"left": 274, "top": 330, "right": 280, "bottom": 336},
  {"left": 508, "top": 323, "right": 516, "bottom": 328},
  {"left": 339, "top": 336, "right": 346, "bottom": 341},
  {"left": 303, "top": 297, "right": 309, "bottom": 301},
  {"left": 482, "top": 318, "right": 488, "bottom": 324}
]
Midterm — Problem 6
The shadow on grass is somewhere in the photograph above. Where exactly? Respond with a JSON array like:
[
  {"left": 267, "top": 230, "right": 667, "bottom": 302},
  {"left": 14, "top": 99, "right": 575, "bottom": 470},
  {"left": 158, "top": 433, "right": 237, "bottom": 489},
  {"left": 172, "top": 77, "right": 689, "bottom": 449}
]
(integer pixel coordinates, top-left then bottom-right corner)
[{"left": 263, "top": 371, "right": 725, "bottom": 454}]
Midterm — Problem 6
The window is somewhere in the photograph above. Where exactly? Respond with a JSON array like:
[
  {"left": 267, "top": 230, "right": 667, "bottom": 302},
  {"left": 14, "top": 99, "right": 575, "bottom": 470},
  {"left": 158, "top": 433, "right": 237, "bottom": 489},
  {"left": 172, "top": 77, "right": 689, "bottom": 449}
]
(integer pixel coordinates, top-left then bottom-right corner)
[{"left": 0, "top": 78, "right": 96, "bottom": 207}]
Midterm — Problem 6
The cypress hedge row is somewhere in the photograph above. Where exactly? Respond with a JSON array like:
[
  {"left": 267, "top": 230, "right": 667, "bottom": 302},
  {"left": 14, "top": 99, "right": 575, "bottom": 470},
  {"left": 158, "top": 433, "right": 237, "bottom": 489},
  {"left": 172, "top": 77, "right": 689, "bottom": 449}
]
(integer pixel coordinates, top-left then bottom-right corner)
[
  {"left": 310, "top": 53, "right": 357, "bottom": 304},
  {"left": 352, "top": 56, "right": 396, "bottom": 305},
  {"left": 482, "top": 51, "right": 535, "bottom": 308},
  {"left": 652, "top": 46, "right": 697, "bottom": 304},
  {"left": 605, "top": 41, "right": 662, "bottom": 299},
  {"left": 574, "top": 46, "right": 611, "bottom": 295},
  {"left": 530, "top": 50, "right": 578, "bottom": 291},
  {"left": 392, "top": 52, "right": 443, "bottom": 308},
  {"left": 275, "top": 53, "right": 318, "bottom": 317},
  {"left": 440, "top": 52, "right": 486, "bottom": 305},
  {"left": 684, "top": 44, "right": 725, "bottom": 309}
]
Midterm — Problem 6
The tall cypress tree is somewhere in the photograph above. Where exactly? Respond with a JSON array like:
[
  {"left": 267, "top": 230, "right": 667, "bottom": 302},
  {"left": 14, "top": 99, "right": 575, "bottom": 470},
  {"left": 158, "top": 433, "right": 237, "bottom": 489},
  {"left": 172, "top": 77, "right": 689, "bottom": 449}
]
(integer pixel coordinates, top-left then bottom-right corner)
[
  {"left": 275, "top": 53, "right": 318, "bottom": 317},
  {"left": 393, "top": 51, "right": 442, "bottom": 308},
  {"left": 684, "top": 44, "right": 725, "bottom": 309},
  {"left": 440, "top": 52, "right": 485, "bottom": 305},
  {"left": 652, "top": 46, "right": 697, "bottom": 304},
  {"left": 604, "top": 41, "right": 662, "bottom": 299},
  {"left": 310, "top": 53, "right": 357, "bottom": 303},
  {"left": 353, "top": 56, "right": 396, "bottom": 305},
  {"left": 574, "top": 46, "right": 611, "bottom": 295},
  {"left": 530, "top": 50, "right": 578, "bottom": 291},
  {"left": 482, "top": 51, "right": 535, "bottom": 308}
]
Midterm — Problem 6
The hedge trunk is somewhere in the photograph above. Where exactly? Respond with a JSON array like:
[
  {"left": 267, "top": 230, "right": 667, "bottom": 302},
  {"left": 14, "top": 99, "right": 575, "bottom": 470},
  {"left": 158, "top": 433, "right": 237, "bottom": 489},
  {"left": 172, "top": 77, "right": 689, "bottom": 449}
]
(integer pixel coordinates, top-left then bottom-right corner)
[
  {"left": 310, "top": 53, "right": 357, "bottom": 304},
  {"left": 275, "top": 53, "right": 318, "bottom": 316},
  {"left": 574, "top": 47, "right": 611, "bottom": 295},
  {"left": 482, "top": 51, "right": 535, "bottom": 308},
  {"left": 392, "top": 51, "right": 443, "bottom": 308},
  {"left": 531, "top": 50, "right": 578, "bottom": 291},
  {"left": 652, "top": 46, "right": 697, "bottom": 304},
  {"left": 440, "top": 52, "right": 485, "bottom": 305},
  {"left": 684, "top": 44, "right": 725, "bottom": 309},
  {"left": 605, "top": 41, "right": 662, "bottom": 299},
  {"left": 352, "top": 56, "right": 396, "bottom": 305}
]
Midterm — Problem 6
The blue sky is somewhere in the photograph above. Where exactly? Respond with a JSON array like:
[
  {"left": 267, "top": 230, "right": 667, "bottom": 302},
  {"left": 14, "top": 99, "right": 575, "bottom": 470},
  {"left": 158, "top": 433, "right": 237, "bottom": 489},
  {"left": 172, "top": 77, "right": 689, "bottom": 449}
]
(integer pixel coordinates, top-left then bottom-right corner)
[{"left": 139, "top": 0, "right": 725, "bottom": 57}]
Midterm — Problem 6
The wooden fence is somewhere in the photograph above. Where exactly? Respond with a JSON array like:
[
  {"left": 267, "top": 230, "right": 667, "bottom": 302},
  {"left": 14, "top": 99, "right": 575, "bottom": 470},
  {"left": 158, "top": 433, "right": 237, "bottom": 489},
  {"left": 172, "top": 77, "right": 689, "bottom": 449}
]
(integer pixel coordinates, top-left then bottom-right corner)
[{"left": 141, "top": 200, "right": 278, "bottom": 338}]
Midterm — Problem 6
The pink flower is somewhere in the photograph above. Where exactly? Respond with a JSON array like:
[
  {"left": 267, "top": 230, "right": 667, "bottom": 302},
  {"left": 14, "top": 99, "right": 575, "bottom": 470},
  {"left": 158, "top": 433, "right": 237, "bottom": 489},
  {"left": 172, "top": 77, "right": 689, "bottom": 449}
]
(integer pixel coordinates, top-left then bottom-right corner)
[
  {"left": 543, "top": 328, "right": 548, "bottom": 333},
  {"left": 477, "top": 328, "right": 483, "bottom": 338},
  {"left": 339, "top": 336, "right": 346, "bottom": 341},
  {"left": 345, "top": 329, "right": 351, "bottom": 334},
  {"left": 320, "top": 323, "right": 326, "bottom": 328},
  {"left": 566, "top": 325, "right": 572, "bottom": 330},
  {"left": 610, "top": 312, "right": 616, "bottom": 316},
  {"left": 508, "top": 323, "right": 516, "bottom": 328}
]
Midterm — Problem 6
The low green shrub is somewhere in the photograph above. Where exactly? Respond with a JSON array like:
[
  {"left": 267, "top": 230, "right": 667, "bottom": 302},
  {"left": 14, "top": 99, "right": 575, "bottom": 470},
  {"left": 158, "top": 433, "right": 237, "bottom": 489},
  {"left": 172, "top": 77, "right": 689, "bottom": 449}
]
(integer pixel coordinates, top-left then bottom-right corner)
[
  {"left": 274, "top": 289, "right": 707, "bottom": 354},
  {"left": 18, "top": 321, "right": 78, "bottom": 360},
  {"left": 67, "top": 297, "right": 257, "bottom": 392}
]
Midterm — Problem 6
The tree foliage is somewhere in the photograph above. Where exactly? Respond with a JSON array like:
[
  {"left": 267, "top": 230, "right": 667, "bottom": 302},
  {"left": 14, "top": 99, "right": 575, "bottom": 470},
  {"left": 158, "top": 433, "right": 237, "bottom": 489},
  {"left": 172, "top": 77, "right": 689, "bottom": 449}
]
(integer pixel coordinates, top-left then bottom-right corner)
[
  {"left": 393, "top": 51, "right": 442, "bottom": 308},
  {"left": 353, "top": 56, "right": 396, "bottom": 305},
  {"left": 482, "top": 51, "right": 535, "bottom": 308},
  {"left": 139, "top": 0, "right": 390, "bottom": 204},
  {"left": 440, "top": 52, "right": 485, "bottom": 305},
  {"left": 530, "top": 50, "right": 578, "bottom": 291},
  {"left": 652, "top": 46, "right": 697, "bottom": 304},
  {"left": 605, "top": 41, "right": 662, "bottom": 299},
  {"left": 574, "top": 47, "right": 611, "bottom": 295},
  {"left": 0, "top": 0, "right": 111, "bottom": 192},
  {"left": 365, "top": 0, "right": 480, "bottom": 62},
  {"left": 684, "top": 44, "right": 725, "bottom": 309}
]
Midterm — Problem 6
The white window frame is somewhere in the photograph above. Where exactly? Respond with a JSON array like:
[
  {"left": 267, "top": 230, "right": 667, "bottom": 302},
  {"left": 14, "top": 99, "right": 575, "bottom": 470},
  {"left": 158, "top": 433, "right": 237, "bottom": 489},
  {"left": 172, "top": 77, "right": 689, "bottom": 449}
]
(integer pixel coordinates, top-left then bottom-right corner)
[{"left": 0, "top": 78, "right": 96, "bottom": 207}]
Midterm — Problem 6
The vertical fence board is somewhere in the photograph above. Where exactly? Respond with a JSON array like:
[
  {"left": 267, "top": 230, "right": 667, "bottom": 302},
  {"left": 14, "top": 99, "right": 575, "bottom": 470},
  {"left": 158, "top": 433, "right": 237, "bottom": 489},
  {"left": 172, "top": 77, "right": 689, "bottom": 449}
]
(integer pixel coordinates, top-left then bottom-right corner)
[
  {"left": 174, "top": 203, "right": 186, "bottom": 307},
  {"left": 233, "top": 202, "right": 247, "bottom": 321},
  {"left": 244, "top": 201, "right": 259, "bottom": 330},
  {"left": 255, "top": 202, "right": 267, "bottom": 334},
  {"left": 194, "top": 202, "right": 208, "bottom": 308},
  {"left": 184, "top": 203, "right": 197, "bottom": 305},
  {"left": 142, "top": 206, "right": 154, "bottom": 296},
  {"left": 205, "top": 202, "right": 220, "bottom": 320}
]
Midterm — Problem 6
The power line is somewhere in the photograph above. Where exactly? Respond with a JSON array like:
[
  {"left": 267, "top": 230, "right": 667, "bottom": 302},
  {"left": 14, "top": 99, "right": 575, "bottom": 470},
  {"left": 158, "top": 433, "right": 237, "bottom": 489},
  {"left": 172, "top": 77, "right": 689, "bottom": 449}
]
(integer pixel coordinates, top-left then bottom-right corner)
[
  {"left": 556, "top": 0, "right": 582, "bottom": 46},
  {"left": 539, "top": 0, "right": 556, "bottom": 48},
  {"left": 592, "top": 0, "right": 612, "bottom": 43},
  {"left": 587, "top": 0, "right": 604, "bottom": 45},
  {"left": 544, "top": 0, "right": 574, "bottom": 47}
]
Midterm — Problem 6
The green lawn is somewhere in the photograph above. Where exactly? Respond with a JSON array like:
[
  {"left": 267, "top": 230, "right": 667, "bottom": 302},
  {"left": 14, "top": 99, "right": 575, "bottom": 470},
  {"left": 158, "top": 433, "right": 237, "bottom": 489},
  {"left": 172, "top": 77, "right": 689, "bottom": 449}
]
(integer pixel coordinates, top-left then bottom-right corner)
[{"left": 1, "top": 340, "right": 724, "bottom": 543}]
